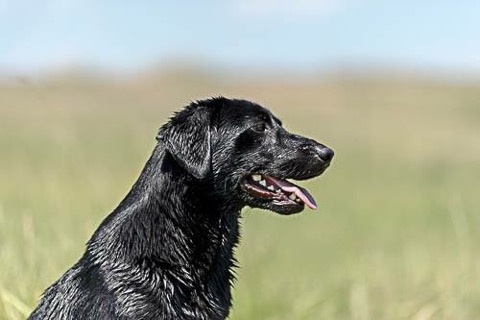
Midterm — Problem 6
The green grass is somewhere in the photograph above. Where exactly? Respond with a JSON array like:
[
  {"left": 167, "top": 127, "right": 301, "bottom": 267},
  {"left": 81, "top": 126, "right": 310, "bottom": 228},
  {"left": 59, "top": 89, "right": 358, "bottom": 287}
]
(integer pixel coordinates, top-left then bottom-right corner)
[{"left": 0, "top": 73, "right": 479, "bottom": 319}]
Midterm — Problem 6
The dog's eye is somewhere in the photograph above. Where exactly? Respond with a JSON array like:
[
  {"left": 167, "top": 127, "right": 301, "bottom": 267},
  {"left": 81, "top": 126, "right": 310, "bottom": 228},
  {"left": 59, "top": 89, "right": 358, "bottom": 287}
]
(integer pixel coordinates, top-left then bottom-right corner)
[{"left": 251, "top": 123, "right": 267, "bottom": 133}]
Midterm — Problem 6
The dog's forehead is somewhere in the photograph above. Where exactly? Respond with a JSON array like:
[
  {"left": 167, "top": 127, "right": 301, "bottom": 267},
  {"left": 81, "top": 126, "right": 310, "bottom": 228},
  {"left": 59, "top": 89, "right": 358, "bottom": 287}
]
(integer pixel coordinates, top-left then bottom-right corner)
[{"left": 219, "top": 100, "right": 281, "bottom": 125}]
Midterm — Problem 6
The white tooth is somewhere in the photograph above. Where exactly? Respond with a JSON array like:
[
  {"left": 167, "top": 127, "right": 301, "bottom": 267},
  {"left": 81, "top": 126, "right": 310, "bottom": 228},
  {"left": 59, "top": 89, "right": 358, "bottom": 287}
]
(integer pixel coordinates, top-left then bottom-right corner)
[
  {"left": 252, "top": 174, "right": 262, "bottom": 181},
  {"left": 289, "top": 193, "right": 297, "bottom": 200},
  {"left": 276, "top": 189, "right": 282, "bottom": 194},
  {"left": 259, "top": 180, "right": 267, "bottom": 187},
  {"left": 267, "top": 185, "right": 275, "bottom": 191},
  {"left": 295, "top": 198, "right": 302, "bottom": 203}
]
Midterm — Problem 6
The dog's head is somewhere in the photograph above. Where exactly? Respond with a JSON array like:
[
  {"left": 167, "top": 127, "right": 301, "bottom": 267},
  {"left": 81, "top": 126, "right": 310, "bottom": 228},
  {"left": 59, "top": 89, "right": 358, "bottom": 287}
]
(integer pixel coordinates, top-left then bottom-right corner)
[{"left": 157, "top": 97, "right": 333, "bottom": 215}]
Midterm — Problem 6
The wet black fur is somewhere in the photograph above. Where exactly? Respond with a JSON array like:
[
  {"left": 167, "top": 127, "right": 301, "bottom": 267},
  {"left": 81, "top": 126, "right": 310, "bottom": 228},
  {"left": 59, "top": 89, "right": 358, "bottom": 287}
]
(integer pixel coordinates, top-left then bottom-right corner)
[{"left": 29, "top": 97, "right": 333, "bottom": 320}]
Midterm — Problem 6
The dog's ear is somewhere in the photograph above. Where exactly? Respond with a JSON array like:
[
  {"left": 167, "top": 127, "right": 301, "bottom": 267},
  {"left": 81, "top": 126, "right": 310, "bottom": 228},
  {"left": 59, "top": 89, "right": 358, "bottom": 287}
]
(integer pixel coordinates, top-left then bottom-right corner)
[{"left": 156, "top": 103, "right": 213, "bottom": 179}]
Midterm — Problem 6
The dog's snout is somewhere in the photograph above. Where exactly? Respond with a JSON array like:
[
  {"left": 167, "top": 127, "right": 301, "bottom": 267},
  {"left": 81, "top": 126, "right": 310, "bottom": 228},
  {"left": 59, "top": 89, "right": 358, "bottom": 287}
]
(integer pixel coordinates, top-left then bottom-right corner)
[
  {"left": 319, "top": 146, "right": 334, "bottom": 162},
  {"left": 313, "top": 144, "right": 334, "bottom": 163},
  {"left": 299, "top": 141, "right": 334, "bottom": 163}
]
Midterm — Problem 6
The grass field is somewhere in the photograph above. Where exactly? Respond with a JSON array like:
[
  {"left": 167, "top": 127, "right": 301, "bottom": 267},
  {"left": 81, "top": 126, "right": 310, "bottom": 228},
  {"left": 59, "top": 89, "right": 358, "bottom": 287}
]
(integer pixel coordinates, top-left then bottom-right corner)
[{"left": 1, "top": 71, "right": 479, "bottom": 319}]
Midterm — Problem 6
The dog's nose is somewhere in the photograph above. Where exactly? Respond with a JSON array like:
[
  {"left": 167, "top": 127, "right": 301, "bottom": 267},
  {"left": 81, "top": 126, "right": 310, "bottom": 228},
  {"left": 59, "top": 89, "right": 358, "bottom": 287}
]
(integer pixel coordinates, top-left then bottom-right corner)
[{"left": 315, "top": 145, "right": 334, "bottom": 163}]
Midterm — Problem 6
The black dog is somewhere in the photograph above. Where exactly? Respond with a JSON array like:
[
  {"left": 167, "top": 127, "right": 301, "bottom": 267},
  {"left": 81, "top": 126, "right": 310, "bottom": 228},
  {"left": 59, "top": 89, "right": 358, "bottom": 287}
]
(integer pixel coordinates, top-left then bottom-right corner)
[{"left": 29, "top": 97, "right": 333, "bottom": 320}]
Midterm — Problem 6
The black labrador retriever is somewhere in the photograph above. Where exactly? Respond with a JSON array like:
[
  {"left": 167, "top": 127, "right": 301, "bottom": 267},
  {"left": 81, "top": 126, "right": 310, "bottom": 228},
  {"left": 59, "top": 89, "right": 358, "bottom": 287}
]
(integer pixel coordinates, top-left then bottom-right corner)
[{"left": 29, "top": 97, "right": 334, "bottom": 320}]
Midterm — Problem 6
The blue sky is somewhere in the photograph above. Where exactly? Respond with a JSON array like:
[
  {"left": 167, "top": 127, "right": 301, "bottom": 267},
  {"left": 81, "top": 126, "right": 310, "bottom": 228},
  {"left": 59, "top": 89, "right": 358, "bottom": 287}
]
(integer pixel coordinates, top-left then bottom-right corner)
[{"left": 1, "top": 0, "right": 479, "bottom": 75}]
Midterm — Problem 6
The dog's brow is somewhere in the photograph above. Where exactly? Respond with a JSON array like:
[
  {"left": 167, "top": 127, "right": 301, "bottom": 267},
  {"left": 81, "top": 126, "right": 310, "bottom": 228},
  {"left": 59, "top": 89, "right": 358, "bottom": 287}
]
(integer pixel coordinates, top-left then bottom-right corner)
[
  {"left": 272, "top": 116, "right": 282, "bottom": 126},
  {"left": 259, "top": 112, "right": 282, "bottom": 126}
]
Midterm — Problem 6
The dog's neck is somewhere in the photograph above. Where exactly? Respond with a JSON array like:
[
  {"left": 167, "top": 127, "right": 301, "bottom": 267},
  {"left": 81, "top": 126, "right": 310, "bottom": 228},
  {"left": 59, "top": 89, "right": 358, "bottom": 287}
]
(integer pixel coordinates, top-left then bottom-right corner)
[{"left": 87, "top": 144, "right": 240, "bottom": 314}]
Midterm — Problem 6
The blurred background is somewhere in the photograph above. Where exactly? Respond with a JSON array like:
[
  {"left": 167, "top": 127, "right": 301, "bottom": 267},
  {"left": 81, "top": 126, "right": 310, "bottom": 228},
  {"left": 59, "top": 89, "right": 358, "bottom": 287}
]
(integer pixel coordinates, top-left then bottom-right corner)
[{"left": 1, "top": 1, "right": 480, "bottom": 319}]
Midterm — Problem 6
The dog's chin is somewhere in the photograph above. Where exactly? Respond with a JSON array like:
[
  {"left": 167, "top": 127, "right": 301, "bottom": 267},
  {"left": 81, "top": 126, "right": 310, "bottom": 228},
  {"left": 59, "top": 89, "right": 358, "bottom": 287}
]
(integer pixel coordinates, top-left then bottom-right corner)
[
  {"left": 261, "top": 200, "right": 305, "bottom": 215},
  {"left": 240, "top": 173, "right": 319, "bottom": 215},
  {"left": 241, "top": 193, "right": 305, "bottom": 215}
]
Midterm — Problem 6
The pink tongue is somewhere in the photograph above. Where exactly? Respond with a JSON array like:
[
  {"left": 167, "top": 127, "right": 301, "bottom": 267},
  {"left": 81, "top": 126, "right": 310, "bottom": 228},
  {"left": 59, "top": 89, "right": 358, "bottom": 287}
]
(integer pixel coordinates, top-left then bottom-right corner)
[{"left": 264, "top": 176, "right": 318, "bottom": 209}]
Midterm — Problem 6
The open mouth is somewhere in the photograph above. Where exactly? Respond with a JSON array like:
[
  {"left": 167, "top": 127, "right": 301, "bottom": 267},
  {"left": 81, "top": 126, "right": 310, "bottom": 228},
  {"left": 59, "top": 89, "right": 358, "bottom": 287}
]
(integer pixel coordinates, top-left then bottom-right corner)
[{"left": 242, "top": 174, "right": 317, "bottom": 210}]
